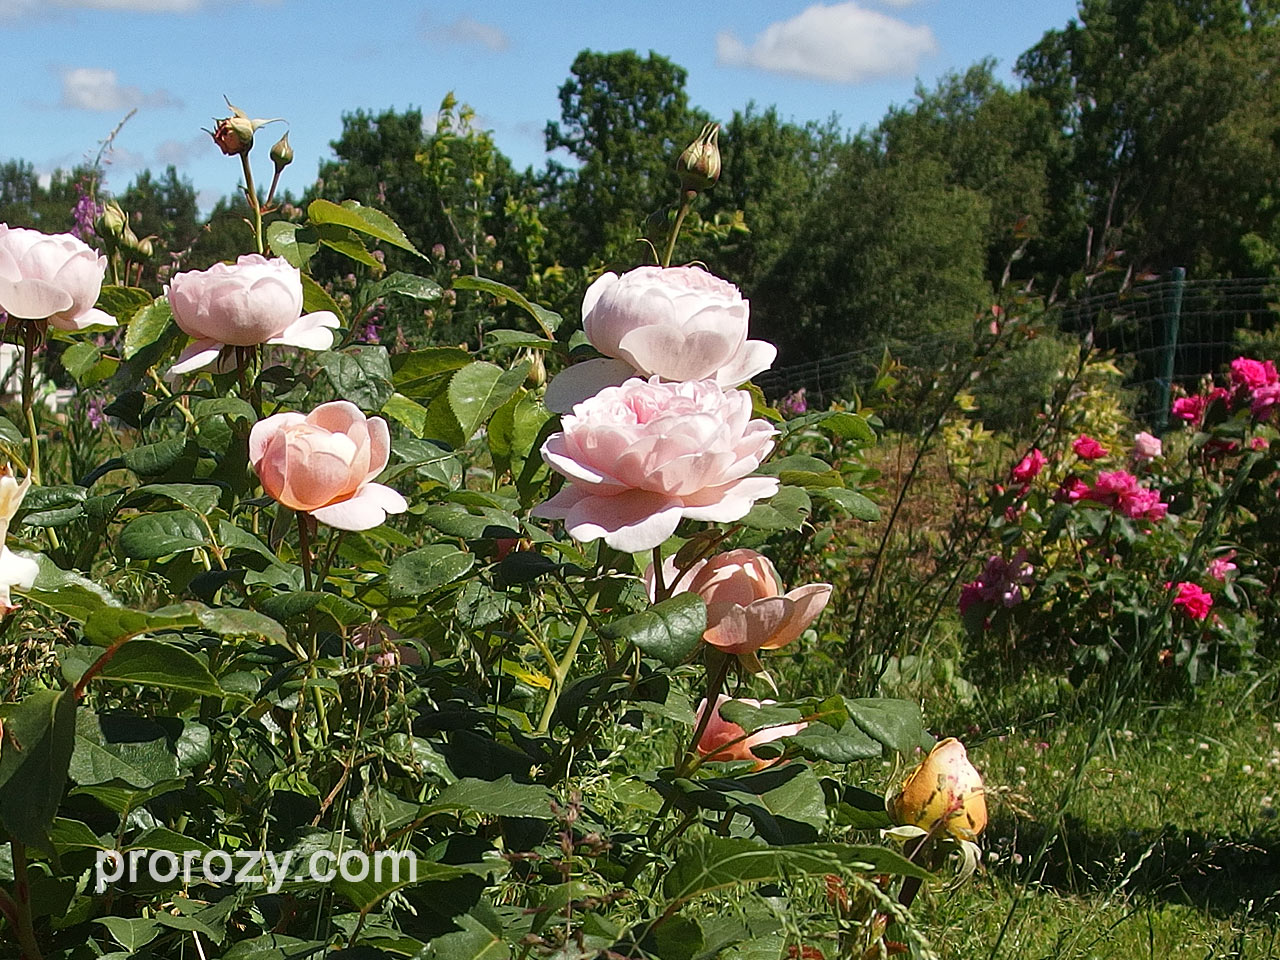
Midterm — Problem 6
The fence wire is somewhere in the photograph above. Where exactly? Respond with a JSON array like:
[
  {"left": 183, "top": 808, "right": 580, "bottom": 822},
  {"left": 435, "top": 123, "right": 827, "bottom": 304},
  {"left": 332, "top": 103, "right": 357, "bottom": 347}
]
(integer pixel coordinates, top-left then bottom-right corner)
[{"left": 756, "top": 275, "right": 1279, "bottom": 427}]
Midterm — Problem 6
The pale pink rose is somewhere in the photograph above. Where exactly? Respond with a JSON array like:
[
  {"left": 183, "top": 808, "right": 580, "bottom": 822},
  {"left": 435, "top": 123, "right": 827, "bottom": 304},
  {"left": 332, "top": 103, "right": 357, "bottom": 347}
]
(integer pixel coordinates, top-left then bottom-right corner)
[
  {"left": 1132, "top": 431, "right": 1162, "bottom": 460},
  {"left": 1206, "top": 551, "right": 1237, "bottom": 581},
  {"left": 532, "top": 378, "right": 779, "bottom": 552},
  {"left": 249, "top": 401, "right": 407, "bottom": 531},
  {"left": 694, "top": 694, "right": 808, "bottom": 767},
  {"left": 0, "top": 224, "right": 113, "bottom": 330},
  {"left": 543, "top": 266, "right": 776, "bottom": 412},
  {"left": 645, "top": 549, "right": 831, "bottom": 654},
  {"left": 166, "top": 254, "right": 339, "bottom": 374}
]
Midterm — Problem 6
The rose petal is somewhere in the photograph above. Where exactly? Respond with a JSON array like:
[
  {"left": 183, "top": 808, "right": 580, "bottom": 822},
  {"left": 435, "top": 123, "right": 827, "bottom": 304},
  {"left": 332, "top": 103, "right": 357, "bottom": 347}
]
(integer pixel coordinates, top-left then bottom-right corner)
[
  {"left": 168, "top": 339, "right": 225, "bottom": 375},
  {"left": 758, "top": 583, "right": 832, "bottom": 650},
  {"left": 0, "top": 276, "right": 74, "bottom": 320},
  {"left": 267, "top": 310, "right": 340, "bottom": 350}
]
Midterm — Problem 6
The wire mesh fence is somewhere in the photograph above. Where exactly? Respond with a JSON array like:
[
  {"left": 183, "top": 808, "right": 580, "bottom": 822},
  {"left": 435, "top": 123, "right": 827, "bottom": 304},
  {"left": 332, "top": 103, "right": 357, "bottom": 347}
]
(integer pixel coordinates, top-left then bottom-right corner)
[{"left": 755, "top": 274, "right": 1280, "bottom": 428}]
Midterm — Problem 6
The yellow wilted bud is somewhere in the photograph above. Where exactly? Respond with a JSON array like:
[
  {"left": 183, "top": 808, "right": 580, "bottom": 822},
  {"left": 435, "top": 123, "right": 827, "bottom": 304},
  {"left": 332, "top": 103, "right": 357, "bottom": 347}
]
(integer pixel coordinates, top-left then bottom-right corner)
[
  {"left": 676, "top": 122, "right": 722, "bottom": 193},
  {"left": 888, "top": 738, "right": 987, "bottom": 841}
]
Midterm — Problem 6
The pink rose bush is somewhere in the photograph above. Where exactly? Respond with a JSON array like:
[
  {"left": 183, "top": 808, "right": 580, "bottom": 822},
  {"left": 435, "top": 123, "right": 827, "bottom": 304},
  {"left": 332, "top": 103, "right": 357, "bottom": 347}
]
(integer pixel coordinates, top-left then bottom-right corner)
[
  {"left": 543, "top": 266, "right": 776, "bottom": 412},
  {"left": 1172, "top": 356, "right": 1280, "bottom": 426},
  {"left": 532, "top": 377, "right": 779, "bottom": 552},
  {"left": 1081, "top": 470, "right": 1168, "bottom": 520},
  {"left": 645, "top": 549, "right": 831, "bottom": 656},
  {"left": 166, "top": 254, "right": 340, "bottom": 374},
  {"left": 0, "top": 224, "right": 113, "bottom": 330},
  {"left": 1072, "top": 435, "right": 1108, "bottom": 460},
  {"left": 694, "top": 694, "right": 808, "bottom": 767},
  {"left": 249, "top": 400, "right": 407, "bottom": 531}
]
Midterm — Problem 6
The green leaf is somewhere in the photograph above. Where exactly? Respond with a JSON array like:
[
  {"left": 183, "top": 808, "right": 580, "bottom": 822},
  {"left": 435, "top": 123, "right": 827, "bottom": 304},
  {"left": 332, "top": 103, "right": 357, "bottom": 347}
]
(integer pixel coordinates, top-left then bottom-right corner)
[
  {"left": 193, "top": 397, "right": 256, "bottom": 425},
  {"left": 197, "top": 606, "right": 286, "bottom": 643},
  {"left": 119, "top": 510, "right": 208, "bottom": 560},
  {"left": 810, "top": 486, "right": 879, "bottom": 521},
  {"left": 94, "top": 638, "right": 222, "bottom": 696},
  {"left": 99, "top": 917, "right": 161, "bottom": 952},
  {"left": 121, "top": 436, "right": 189, "bottom": 477},
  {"left": 301, "top": 272, "right": 344, "bottom": 319},
  {"left": 318, "top": 346, "right": 394, "bottom": 411},
  {"left": 383, "top": 392, "right": 430, "bottom": 437},
  {"left": 315, "top": 221, "right": 382, "bottom": 269},
  {"left": 17, "top": 551, "right": 120, "bottom": 621},
  {"left": 94, "top": 285, "right": 153, "bottom": 326},
  {"left": 448, "top": 361, "right": 528, "bottom": 440},
  {"left": 49, "top": 817, "right": 106, "bottom": 851},
  {"left": 483, "top": 329, "right": 557, "bottom": 351},
  {"left": 362, "top": 271, "right": 443, "bottom": 304},
  {"left": 453, "top": 275, "right": 562, "bottom": 338},
  {"left": 0, "top": 689, "right": 77, "bottom": 851},
  {"left": 21, "top": 485, "right": 87, "bottom": 527},
  {"left": 70, "top": 710, "right": 181, "bottom": 788},
  {"left": 391, "top": 347, "right": 474, "bottom": 398},
  {"left": 426, "top": 775, "right": 554, "bottom": 819},
  {"left": 661, "top": 837, "right": 845, "bottom": 906},
  {"left": 640, "top": 915, "right": 703, "bottom": 960},
  {"left": 740, "top": 485, "right": 811, "bottom": 532},
  {"left": 82, "top": 605, "right": 199, "bottom": 646},
  {"left": 127, "top": 482, "right": 223, "bottom": 515},
  {"left": 845, "top": 698, "right": 928, "bottom": 756},
  {"left": 600, "top": 594, "right": 706, "bottom": 667},
  {"left": 387, "top": 545, "right": 474, "bottom": 599},
  {"left": 124, "top": 297, "right": 173, "bottom": 360},
  {"left": 334, "top": 859, "right": 488, "bottom": 915},
  {"left": 421, "top": 911, "right": 506, "bottom": 960},
  {"left": 266, "top": 221, "right": 319, "bottom": 268},
  {"left": 308, "top": 199, "right": 423, "bottom": 255}
]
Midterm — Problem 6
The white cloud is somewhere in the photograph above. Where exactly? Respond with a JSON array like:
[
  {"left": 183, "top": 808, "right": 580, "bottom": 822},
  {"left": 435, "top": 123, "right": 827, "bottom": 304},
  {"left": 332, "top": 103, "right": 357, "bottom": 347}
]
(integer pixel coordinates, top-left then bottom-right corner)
[
  {"left": 716, "top": 2, "right": 937, "bottom": 84},
  {"left": 2, "top": 0, "right": 273, "bottom": 18},
  {"left": 155, "top": 135, "right": 209, "bottom": 167},
  {"left": 59, "top": 67, "right": 182, "bottom": 111},
  {"left": 432, "top": 16, "right": 510, "bottom": 52}
]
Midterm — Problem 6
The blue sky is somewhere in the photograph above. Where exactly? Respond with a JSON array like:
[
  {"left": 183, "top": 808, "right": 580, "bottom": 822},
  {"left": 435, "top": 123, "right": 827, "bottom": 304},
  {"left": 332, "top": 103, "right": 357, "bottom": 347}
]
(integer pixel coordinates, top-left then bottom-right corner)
[{"left": 1, "top": 0, "right": 1081, "bottom": 213}]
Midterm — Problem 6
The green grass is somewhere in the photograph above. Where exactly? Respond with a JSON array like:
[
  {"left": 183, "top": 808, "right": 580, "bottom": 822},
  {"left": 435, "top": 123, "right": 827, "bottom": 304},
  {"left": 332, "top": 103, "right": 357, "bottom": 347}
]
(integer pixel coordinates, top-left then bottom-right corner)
[{"left": 916, "top": 675, "right": 1280, "bottom": 959}]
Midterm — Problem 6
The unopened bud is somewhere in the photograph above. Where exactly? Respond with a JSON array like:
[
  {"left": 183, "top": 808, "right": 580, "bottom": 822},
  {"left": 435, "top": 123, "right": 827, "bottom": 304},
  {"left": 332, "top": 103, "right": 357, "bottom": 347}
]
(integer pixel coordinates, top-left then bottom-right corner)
[
  {"left": 270, "top": 132, "right": 294, "bottom": 171},
  {"left": 521, "top": 349, "right": 546, "bottom": 389},
  {"left": 207, "top": 97, "right": 283, "bottom": 158},
  {"left": 133, "top": 235, "right": 155, "bottom": 259},
  {"left": 676, "top": 122, "right": 721, "bottom": 193},
  {"left": 96, "top": 200, "right": 126, "bottom": 240}
]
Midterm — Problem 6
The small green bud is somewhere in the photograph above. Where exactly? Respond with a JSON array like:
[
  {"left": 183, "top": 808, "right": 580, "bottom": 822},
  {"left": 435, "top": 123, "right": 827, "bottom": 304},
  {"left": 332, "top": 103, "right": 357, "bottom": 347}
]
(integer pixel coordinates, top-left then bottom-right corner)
[
  {"left": 270, "top": 132, "right": 294, "bottom": 171},
  {"left": 676, "top": 122, "right": 721, "bottom": 193},
  {"left": 95, "top": 200, "right": 127, "bottom": 240}
]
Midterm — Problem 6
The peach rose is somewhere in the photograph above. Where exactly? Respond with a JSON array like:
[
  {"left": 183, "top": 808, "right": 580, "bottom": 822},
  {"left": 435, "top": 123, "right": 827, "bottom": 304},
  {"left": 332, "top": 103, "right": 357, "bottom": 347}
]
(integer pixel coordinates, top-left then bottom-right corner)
[
  {"left": 887, "top": 737, "right": 987, "bottom": 841},
  {"left": 543, "top": 266, "right": 776, "bottom": 412},
  {"left": 694, "top": 694, "right": 807, "bottom": 768},
  {"left": 166, "top": 254, "right": 339, "bottom": 374},
  {"left": 0, "top": 224, "right": 113, "bottom": 330},
  {"left": 532, "top": 377, "right": 778, "bottom": 552},
  {"left": 646, "top": 549, "right": 831, "bottom": 654},
  {"left": 249, "top": 401, "right": 407, "bottom": 531}
]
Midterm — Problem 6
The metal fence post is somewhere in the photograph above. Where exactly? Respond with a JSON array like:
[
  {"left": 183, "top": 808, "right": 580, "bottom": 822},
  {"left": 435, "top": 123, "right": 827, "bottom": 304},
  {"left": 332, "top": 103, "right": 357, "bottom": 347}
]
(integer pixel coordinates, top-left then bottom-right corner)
[{"left": 1156, "top": 266, "right": 1186, "bottom": 435}]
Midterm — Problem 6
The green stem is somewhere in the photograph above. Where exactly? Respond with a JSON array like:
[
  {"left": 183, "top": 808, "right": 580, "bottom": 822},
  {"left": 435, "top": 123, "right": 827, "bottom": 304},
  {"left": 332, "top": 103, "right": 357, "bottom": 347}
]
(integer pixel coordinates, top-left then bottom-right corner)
[
  {"left": 296, "top": 511, "right": 313, "bottom": 592},
  {"left": 21, "top": 323, "right": 39, "bottom": 486},
  {"left": 240, "top": 153, "right": 263, "bottom": 255},
  {"left": 661, "top": 191, "right": 696, "bottom": 268},
  {"left": 536, "top": 589, "right": 601, "bottom": 735},
  {"left": 8, "top": 839, "right": 43, "bottom": 960},
  {"left": 675, "top": 651, "right": 732, "bottom": 777}
]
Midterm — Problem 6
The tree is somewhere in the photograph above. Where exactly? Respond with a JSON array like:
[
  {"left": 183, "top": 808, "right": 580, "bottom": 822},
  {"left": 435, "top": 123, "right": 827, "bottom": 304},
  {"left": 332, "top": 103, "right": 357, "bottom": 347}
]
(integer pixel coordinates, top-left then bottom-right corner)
[{"left": 542, "top": 50, "right": 709, "bottom": 267}]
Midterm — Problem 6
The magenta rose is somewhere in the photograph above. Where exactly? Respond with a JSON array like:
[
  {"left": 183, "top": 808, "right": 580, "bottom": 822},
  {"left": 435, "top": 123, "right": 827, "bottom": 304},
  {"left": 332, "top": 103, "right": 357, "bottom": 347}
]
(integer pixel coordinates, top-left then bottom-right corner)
[
  {"left": 1230, "top": 357, "right": 1277, "bottom": 391},
  {"left": 166, "top": 255, "right": 340, "bottom": 374},
  {"left": 1011, "top": 448, "right": 1047, "bottom": 483},
  {"left": 532, "top": 377, "right": 779, "bottom": 552},
  {"left": 1072, "top": 435, "right": 1108, "bottom": 460},
  {"left": 0, "top": 224, "right": 113, "bottom": 330},
  {"left": 1171, "top": 581, "right": 1213, "bottom": 620},
  {"left": 543, "top": 266, "right": 776, "bottom": 412}
]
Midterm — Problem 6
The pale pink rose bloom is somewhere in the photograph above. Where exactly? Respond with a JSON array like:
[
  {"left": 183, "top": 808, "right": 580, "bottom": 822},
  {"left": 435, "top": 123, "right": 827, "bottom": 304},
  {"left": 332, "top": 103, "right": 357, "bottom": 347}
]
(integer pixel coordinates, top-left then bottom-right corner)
[
  {"left": 645, "top": 549, "right": 831, "bottom": 654},
  {"left": 1132, "top": 431, "right": 1162, "bottom": 460},
  {"left": 1206, "top": 552, "right": 1237, "bottom": 581},
  {"left": 694, "top": 694, "right": 808, "bottom": 768},
  {"left": 532, "top": 378, "right": 779, "bottom": 552},
  {"left": 249, "top": 401, "right": 407, "bottom": 531},
  {"left": 543, "top": 266, "right": 776, "bottom": 412},
  {"left": 0, "top": 467, "right": 37, "bottom": 614},
  {"left": 166, "top": 255, "right": 339, "bottom": 374},
  {"left": 0, "top": 224, "right": 113, "bottom": 330}
]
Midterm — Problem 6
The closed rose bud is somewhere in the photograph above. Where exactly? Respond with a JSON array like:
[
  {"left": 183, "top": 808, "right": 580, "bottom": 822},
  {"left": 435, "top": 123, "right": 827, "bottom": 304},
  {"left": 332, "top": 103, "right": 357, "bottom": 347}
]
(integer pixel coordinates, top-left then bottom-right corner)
[
  {"left": 888, "top": 738, "right": 987, "bottom": 841},
  {"left": 677, "top": 122, "right": 721, "bottom": 193},
  {"left": 270, "top": 132, "right": 294, "bottom": 171},
  {"left": 212, "top": 114, "right": 256, "bottom": 156},
  {"left": 96, "top": 200, "right": 127, "bottom": 240}
]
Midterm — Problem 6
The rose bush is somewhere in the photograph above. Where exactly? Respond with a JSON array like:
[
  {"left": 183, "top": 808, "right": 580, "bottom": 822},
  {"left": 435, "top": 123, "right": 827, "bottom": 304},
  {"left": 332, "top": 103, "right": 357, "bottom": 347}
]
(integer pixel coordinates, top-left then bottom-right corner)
[
  {"left": 543, "top": 265, "right": 776, "bottom": 411},
  {"left": 0, "top": 224, "right": 113, "bottom": 329},
  {"left": 166, "top": 254, "right": 339, "bottom": 373},
  {"left": 532, "top": 376, "right": 779, "bottom": 551}
]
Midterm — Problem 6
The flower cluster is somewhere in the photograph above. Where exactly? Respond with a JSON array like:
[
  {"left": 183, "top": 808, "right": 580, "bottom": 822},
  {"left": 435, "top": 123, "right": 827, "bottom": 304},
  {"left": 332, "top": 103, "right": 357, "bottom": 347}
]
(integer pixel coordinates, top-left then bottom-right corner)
[
  {"left": 1078, "top": 469, "right": 1169, "bottom": 520},
  {"left": 959, "top": 550, "right": 1035, "bottom": 616},
  {"left": 1172, "top": 355, "right": 1279, "bottom": 426}
]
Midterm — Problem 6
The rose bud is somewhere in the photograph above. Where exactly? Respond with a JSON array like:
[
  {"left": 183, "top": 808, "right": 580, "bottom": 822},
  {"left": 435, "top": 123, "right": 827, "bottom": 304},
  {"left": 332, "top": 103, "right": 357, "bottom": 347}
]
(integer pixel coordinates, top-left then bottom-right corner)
[
  {"left": 677, "top": 122, "right": 722, "bottom": 193},
  {"left": 888, "top": 738, "right": 988, "bottom": 841},
  {"left": 270, "top": 132, "right": 294, "bottom": 172}
]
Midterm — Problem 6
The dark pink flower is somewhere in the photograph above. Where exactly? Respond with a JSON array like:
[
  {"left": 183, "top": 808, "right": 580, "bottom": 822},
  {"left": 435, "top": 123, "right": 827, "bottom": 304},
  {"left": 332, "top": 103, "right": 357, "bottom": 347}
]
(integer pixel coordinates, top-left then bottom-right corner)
[
  {"left": 1171, "top": 581, "right": 1213, "bottom": 620},
  {"left": 1172, "top": 395, "right": 1206, "bottom": 423},
  {"left": 1230, "top": 357, "right": 1278, "bottom": 391},
  {"left": 1207, "top": 552, "right": 1237, "bottom": 581},
  {"left": 959, "top": 550, "right": 1034, "bottom": 617},
  {"left": 1055, "top": 476, "right": 1091, "bottom": 502},
  {"left": 1011, "top": 448, "right": 1047, "bottom": 483},
  {"left": 1251, "top": 383, "right": 1280, "bottom": 420},
  {"left": 1072, "top": 435, "right": 1108, "bottom": 460}
]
